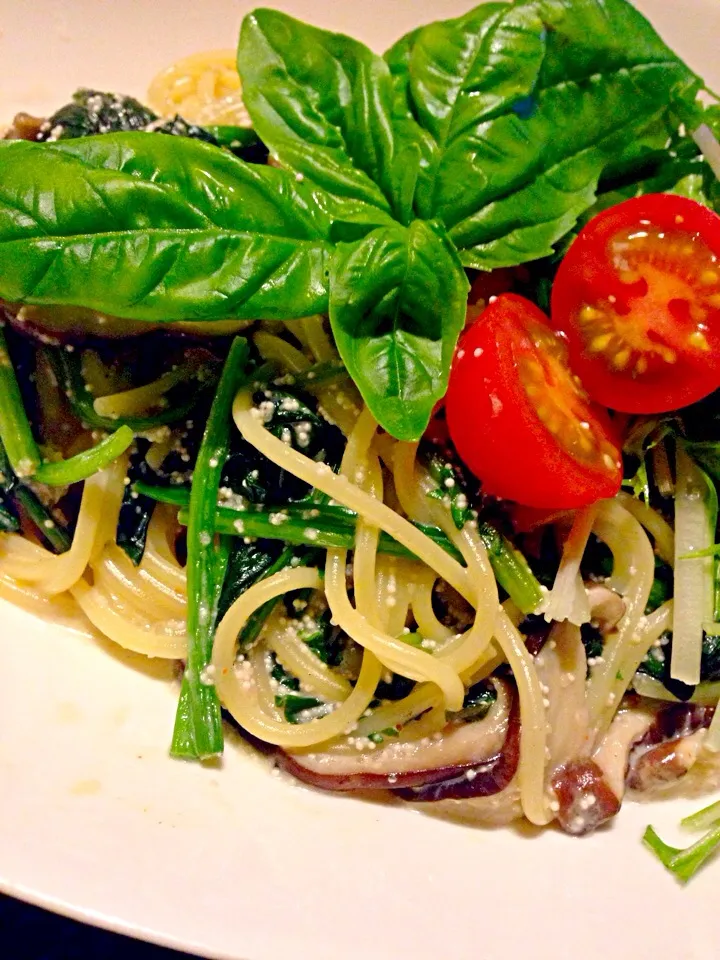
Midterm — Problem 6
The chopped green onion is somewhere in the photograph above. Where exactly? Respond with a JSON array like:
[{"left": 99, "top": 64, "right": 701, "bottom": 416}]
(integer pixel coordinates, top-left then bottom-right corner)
[
  {"left": 275, "top": 692, "right": 324, "bottom": 723},
  {"left": 171, "top": 337, "right": 249, "bottom": 761},
  {"left": 368, "top": 727, "right": 400, "bottom": 744},
  {"left": 0, "top": 327, "right": 41, "bottom": 477},
  {"left": 678, "top": 544, "right": 720, "bottom": 560},
  {"left": 34, "top": 426, "right": 134, "bottom": 486},
  {"left": 643, "top": 823, "right": 720, "bottom": 883},
  {"left": 681, "top": 799, "right": 720, "bottom": 832}
]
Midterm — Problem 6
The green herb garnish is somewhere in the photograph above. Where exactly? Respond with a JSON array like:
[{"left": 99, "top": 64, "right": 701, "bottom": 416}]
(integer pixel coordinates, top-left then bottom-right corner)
[{"left": 0, "top": 0, "right": 702, "bottom": 442}]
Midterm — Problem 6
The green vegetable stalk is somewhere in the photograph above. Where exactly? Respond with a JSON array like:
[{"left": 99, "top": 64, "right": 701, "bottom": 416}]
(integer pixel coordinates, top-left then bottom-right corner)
[
  {"left": 171, "top": 337, "right": 249, "bottom": 761},
  {"left": 0, "top": 434, "right": 71, "bottom": 552},
  {"left": 644, "top": 821, "right": 720, "bottom": 883},
  {"left": 136, "top": 482, "right": 543, "bottom": 615},
  {"left": 0, "top": 327, "right": 41, "bottom": 478},
  {"left": 34, "top": 426, "right": 134, "bottom": 486}
]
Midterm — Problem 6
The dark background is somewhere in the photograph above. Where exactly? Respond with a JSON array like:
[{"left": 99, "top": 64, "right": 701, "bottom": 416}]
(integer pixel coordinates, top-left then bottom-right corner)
[{"left": 0, "top": 895, "right": 200, "bottom": 959}]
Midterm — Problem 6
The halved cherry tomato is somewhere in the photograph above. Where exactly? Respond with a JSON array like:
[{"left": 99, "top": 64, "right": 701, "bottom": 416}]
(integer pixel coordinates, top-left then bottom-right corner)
[
  {"left": 444, "top": 294, "right": 622, "bottom": 509},
  {"left": 551, "top": 194, "right": 720, "bottom": 413}
]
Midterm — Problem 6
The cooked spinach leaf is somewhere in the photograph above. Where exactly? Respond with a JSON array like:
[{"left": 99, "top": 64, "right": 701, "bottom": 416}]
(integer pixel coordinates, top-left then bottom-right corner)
[
  {"left": 637, "top": 629, "right": 720, "bottom": 700},
  {"left": 38, "top": 89, "right": 271, "bottom": 166},
  {"left": 38, "top": 89, "right": 156, "bottom": 140},
  {"left": 116, "top": 442, "right": 156, "bottom": 566},
  {"left": 222, "top": 386, "right": 345, "bottom": 503}
]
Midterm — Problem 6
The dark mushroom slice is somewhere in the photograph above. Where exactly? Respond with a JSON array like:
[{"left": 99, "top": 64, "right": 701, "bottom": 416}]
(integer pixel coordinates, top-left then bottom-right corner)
[
  {"left": 626, "top": 702, "right": 715, "bottom": 793},
  {"left": 393, "top": 701, "right": 520, "bottom": 803},
  {"left": 552, "top": 760, "right": 621, "bottom": 835},
  {"left": 626, "top": 733, "right": 708, "bottom": 792},
  {"left": 277, "top": 682, "right": 520, "bottom": 802},
  {"left": 4, "top": 112, "right": 45, "bottom": 140}
]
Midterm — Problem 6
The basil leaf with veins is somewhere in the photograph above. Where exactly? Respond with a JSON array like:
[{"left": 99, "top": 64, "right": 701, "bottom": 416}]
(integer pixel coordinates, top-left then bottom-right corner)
[
  {"left": 386, "top": 0, "right": 700, "bottom": 269},
  {"left": 329, "top": 220, "right": 469, "bottom": 442},
  {"left": 0, "top": 132, "right": 333, "bottom": 321},
  {"left": 238, "top": 8, "right": 401, "bottom": 224}
]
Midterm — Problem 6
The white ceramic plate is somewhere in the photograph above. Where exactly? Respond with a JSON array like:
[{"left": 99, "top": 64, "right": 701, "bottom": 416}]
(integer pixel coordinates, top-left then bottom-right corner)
[{"left": 1, "top": 2, "right": 720, "bottom": 958}]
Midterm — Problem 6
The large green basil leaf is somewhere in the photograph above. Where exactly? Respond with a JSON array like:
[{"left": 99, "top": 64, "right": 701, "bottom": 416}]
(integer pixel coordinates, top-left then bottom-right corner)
[
  {"left": 329, "top": 220, "right": 468, "bottom": 441},
  {"left": 395, "top": 0, "right": 700, "bottom": 268},
  {"left": 238, "top": 8, "right": 401, "bottom": 224},
  {"left": 0, "top": 133, "right": 333, "bottom": 321},
  {"left": 384, "top": 25, "right": 436, "bottom": 226}
]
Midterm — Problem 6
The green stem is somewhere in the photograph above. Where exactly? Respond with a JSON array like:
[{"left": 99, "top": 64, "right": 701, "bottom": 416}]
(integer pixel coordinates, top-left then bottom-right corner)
[
  {"left": 0, "top": 433, "right": 70, "bottom": 550},
  {"left": 34, "top": 426, "right": 134, "bottom": 485},
  {"left": 0, "top": 327, "right": 41, "bottom": 477},
  {"left": 175, "top": 500, "right": 461, "bottom": 559},
  {"left": 137, "top": 483, "right": 543, "bottom": 615},
  {"left": 475, "top": 522, "right": 544, "bottom": 614},
  {"left": 172, "top": 535, "right": 231, "bottom": 752},
  {"left": 133, "top": 483, "right": 189, "bottom": 507},
  {"left": 643, "top": 823, "right": 720, "bottom": 883},
  {"left": 13, "top": 485, "right": 71, "bottom": 553},
  {"left": 248, "top": 359, "right": 348, "bottom": 392},
  {"left": 171, "top": 337, "right": 249, "bottom": 761},
  {"left": 285, "top": 361, "right": 348, "bottom": 390}
]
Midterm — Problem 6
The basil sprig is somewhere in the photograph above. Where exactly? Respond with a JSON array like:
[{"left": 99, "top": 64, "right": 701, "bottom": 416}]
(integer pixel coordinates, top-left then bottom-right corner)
[{"left": 0, "top": 0, "right": 702, "bottom": 440}]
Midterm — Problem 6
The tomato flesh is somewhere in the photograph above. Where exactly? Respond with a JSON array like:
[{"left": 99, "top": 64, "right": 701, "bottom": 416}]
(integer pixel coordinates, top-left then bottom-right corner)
[
  {"left": 444, "top": 294, "right": 622, "bottom": 509},
  {"left": 551, "top": 194, "right": 720, "bottom": 413}
]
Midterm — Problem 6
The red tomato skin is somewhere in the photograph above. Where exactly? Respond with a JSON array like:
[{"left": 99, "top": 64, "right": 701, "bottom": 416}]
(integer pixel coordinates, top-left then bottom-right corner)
[
  {"left": 551, "top": 194, "right": 720, "bottom": 413},
  {"left": 445, "top": 295, "right": 622, "bottom": 509}
]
